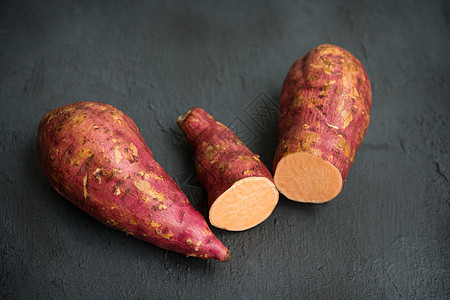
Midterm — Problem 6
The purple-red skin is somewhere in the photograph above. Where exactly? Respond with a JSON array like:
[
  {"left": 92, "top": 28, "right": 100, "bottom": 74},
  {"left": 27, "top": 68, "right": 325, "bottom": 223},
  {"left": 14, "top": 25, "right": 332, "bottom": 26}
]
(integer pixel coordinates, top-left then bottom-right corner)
[
  {"left": 273, "top": 44, "right": 372, "bottom": 182},
  {"left": 37, "top": 101, "right": 230, "bottom": 261},
  {"left": 177, "top": 107, "right": 275, "bottom": 208}
]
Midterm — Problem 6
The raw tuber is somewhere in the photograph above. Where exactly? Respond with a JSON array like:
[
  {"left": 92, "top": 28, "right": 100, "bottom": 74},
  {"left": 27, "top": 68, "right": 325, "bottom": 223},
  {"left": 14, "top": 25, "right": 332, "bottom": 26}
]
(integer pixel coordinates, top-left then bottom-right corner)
[
  {"left": 38, "top": 101, "right": 230, "bottom": 261},
  {"left": 273, "top": 44, "right": 372, "bottom": 203}
]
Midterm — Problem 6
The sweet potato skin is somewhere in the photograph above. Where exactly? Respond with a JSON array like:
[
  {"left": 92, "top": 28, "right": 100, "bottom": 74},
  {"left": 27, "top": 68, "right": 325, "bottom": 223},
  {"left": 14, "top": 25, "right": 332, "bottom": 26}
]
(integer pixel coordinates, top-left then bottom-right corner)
[
  {"left": 37, "top": 101, "right": 229, "bottom": 261},
  {"left": 274, "top": 44, "right": 372, "bottom": 182},
  {"left": 177, "top": 107, "right": 274, "bottom": 207}
]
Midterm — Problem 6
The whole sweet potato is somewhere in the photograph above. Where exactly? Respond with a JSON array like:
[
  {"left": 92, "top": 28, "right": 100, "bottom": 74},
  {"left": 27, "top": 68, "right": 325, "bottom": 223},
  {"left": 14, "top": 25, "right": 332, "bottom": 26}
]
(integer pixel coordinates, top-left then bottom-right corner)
[
  {"left": 273, "top": 44, "right": 372, "bottom": 203},
  {"left": 37, "top": 101, "right": 230, "bottom": 261}
]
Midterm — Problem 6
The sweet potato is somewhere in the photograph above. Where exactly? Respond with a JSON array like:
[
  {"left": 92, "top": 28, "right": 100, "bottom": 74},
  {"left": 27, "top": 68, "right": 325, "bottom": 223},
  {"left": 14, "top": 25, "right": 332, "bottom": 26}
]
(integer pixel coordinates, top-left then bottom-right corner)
[
  {"left": 273, "top": 44, "right": 372, "bottom": 203},
  {"left": 37, "top": 101, "right": 230, "bottom": 261},
  {"left": 177, "top": 107, "right": 279, "bottom": 231}
]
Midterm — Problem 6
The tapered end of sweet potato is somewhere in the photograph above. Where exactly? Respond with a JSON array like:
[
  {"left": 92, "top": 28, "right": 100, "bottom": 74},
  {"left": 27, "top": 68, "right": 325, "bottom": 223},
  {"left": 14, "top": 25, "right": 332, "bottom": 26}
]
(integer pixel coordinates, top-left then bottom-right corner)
[
  {"left": 274, "top": 152, "right": 343, "bottom": 203},
  {"left": 177, "top": 107, "right": 217, "bottom": 148},
  {"left": 198, "top": 248, "right": 230, "bottom": 262},
  {"left": 189, "top": 247, "right": 230, "bottom": 262},
  {"left": 221, "top": 250, "right": 231, "bottom": 262},
  {"left": 205, "top": 239, "right": 231, "bottom": 262},
  {"left": 177, "top": 108, "right": 192, "bottom": 127},
  {"left": 179, "top": 221, "right": 231, "bottom": 261}
]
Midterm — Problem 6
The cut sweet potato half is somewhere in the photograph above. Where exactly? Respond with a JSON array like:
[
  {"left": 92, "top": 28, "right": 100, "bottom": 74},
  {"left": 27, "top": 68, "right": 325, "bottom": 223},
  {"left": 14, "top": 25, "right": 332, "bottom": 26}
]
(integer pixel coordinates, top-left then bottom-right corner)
[
  {"left": 273, "top": 44, "right": 372, "bottom": 203},
  {"left": 178, "top": 107, "right": 279, "bottom": 231}
]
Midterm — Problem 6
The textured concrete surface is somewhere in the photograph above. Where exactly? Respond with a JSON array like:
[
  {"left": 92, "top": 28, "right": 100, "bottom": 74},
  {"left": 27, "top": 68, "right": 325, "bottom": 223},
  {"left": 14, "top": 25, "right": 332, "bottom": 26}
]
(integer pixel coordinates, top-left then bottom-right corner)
[{"left": 1, "top": 0, "right": 449, "bottom": 298}]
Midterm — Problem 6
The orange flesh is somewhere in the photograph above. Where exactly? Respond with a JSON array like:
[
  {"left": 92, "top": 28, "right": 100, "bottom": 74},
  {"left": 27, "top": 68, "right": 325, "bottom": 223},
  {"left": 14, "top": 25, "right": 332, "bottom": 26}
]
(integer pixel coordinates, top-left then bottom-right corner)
[
  {"left": 274, "top": 152, "right": 342, "bottom": 203},
  {"left": 209, "top": 177, "right": 279, "bottom": 231}
]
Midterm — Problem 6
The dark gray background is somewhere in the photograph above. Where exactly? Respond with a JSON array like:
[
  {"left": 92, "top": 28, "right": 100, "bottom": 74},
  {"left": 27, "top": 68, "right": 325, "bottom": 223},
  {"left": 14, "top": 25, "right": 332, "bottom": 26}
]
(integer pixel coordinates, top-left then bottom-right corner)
[{"left": 1, "top": 0, "right": 449, "bottom": 299}]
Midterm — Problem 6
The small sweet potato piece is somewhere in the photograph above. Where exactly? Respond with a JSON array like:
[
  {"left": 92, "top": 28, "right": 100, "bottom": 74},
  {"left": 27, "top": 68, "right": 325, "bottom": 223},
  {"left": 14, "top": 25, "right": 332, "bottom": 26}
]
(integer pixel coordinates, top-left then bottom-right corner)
[
  {"left": 38, "top": 101, "right": 230, "bottom": 261},
  {"left": 178, "top": 107, "right": 279, "bottom": 231},
  {"left": 273, "top": 44, "right": 372, "bottom": 203}
]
